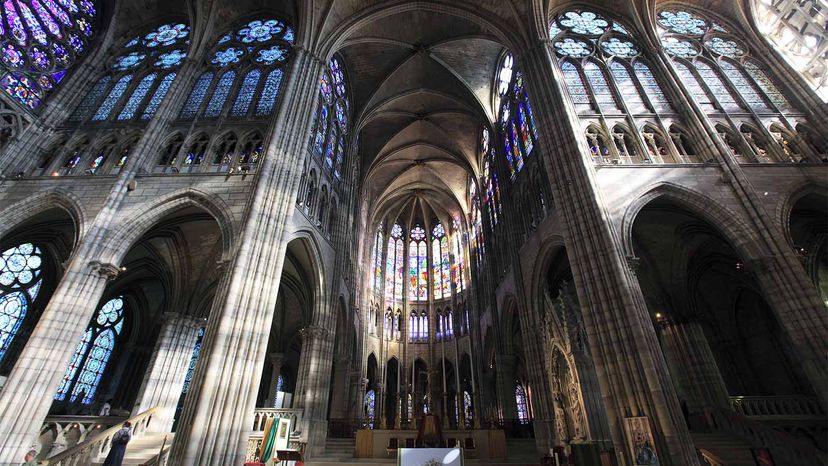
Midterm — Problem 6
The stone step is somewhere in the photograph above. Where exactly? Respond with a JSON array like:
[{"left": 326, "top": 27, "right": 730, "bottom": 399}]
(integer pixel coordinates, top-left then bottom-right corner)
[{"left": 91, "top": 433, "right": 172, "bottom": 466}]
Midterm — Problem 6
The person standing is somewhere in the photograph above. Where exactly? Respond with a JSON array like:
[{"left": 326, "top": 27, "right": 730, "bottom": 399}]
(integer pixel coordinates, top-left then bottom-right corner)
[{"left": 102, "top": 421, "right": 132, "bottom": 466}]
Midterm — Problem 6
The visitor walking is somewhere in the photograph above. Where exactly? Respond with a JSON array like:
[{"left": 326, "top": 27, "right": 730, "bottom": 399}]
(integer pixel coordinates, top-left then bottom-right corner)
[{"left": 102, "top": 421, "right": 132, "bottom": 466}]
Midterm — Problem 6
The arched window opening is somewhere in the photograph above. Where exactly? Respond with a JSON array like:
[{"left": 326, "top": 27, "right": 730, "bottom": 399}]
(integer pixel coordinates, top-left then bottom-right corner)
[
  {"left": 515, "top": 382, "right": 529, "bottom": 423},
  {"left": 0, "top": 0, "right": 98, "bottom": 109},
  {"left": 212, "top": 132, "right": 238, "bottom": 167},
  {"left": 551, "top": 10, "right": 673, "bottom": 117},
  {"left": 317, "top": 187, "right": 328, "bottom": 226},
  {"left": 385, "top": 224, "right": 404, "bottom": 305},
  {"left": 364, "top": 389, "right": 376, "bottom": 428},
  {"left": 78, "top": 23, "right": 189, "bottom": 123},
  {"left": 371, "top": 225, "right": 384, "bottom": 294},
  {"left": 309, "top": 55, "right": 351, "bottom": 183},
  {"left": 612, "top": 125, "right": 642, "bottom": 163},
  {"left": 585, "top": 127, "right": 610, "bottom": 161},
  {"left": 87, "top": 138, "right": 116, "bottom": 174},
  {"left": 642, "top": 127, "right": 675, "bottom": 163},
  {"left": 59, "top": 137, "right": 88, "bottom": 175},
  {"left": 769, "top": 125, "right": 803, "bottom": 162},
  {"left": 496, "top": 55, "right": 540, "bottom": 179},
  {"left": 409, "top": 311, "right": 418, "bottom": 342},
  {"left": 158, "top": 134, "right": 183, "bottom": 167},
  {"left": 716, "top": 124, "right": 743, "bottom": 157},
  {"left": 419, "top": 311, "right": 429, "bottom": 342},
  {"left": 669, "top": 125, "right": 697, "bottom": 160},
  {"left": 0, "top": 243, "right": 44, "bottom": 363},
  {"left": 182, "top": 18, "right": 293, "bottom": 121},
  {"left": 432, "top": 224, "right": 450, "bottom": 300},
  {"left": 463, "top": 390, "right": 473, "bottom": 427},
  {"left": 444, "top": 308, "right": 454, "bottom": 339},
  {"left": 658, "top": 9, "right": 807, "bottom": 163},
  {"left": 480, "top": 128, "right": 502, "bottom": 228},
  {"left": 180, "top": 327, "right": 204, "bottom": 395},
  {"left": 383, "top": 308, "right": 393, "bottom": 340},
  {"left": 183, "top": 133, "right": 209, "bottom": 169},
  {"left": 408, "top": 226, "right": 428, "bottom": 302},
  {"left": 740, "top": 125, "right": 776, "bottom": 162},
  {"left": 435, "top": 309, "right": 443, "bottom": 340},
  {"left": 239, "top": 132, "right": 263, "bottom": 166},
  {"left": 394, "top": 309, "right": 403, "bottom": 341},
  {"left": 451, "top": 226, "right": 466, "bottom": 293},
  {"left": 305, "top": 171, "right": 317, "bottom": 212},
  {"left": 752, "top": 0, "right": 827, "bottom": 101},
  {"left": 55, "top": 296, "right": 125, "bottom": 405}
]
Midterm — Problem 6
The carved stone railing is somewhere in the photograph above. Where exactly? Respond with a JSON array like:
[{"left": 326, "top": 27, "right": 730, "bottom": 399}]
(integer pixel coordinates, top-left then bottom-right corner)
[
  {"left": 246, "top": 408, "right": 304, "bottom": 462},
  {"left": 38, "top": 415, "right": 127, "bottom": 458},
  {"left": 729, "top": 396, "right": 825, "bottom": 420},
  {"left": 43, "top": 407, "right": 158, "bottom": 466},
  {"left": 704, "top": 407, "right": 825, "bottom": 466}
]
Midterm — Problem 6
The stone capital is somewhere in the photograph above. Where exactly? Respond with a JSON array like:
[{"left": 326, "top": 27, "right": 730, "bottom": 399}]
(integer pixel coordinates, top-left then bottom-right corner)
[
  {"left": 162, "top": 312, "right": 205, "bottom": 329},
  {"left": 268, "top": 352, "right": 285, "bottom": 366},
  {"left": 626, "top": 255, "right": 643, "bottom": 274},
  {"left": 89, "top": 261, "right": 121, "bottom": 281},
  {"left": 299, "top": 325, "right": 329, "bottom": 341}
]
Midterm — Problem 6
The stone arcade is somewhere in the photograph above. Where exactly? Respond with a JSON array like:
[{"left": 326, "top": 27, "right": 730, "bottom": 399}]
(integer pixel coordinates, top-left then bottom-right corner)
[{"left": 0, "top": 1, "right": 824, "bottom": 465}]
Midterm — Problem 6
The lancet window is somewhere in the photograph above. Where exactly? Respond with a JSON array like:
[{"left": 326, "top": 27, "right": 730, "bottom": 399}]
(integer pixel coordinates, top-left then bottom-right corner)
[
  {"left": 431, "top": 224, "right": 450, "bottom": 300},
  {"left": 515, "top": 382, "right": 529, "bottom": 423},
  {"left": 0, "top": 0, "right": 97, "bottom": 109},
  {"left": 658, "top": 9, "right": 815, "bottom": 162},
  {"left": 480, "top": 128, "right": 502, "bottom": 227},
  {"left": 0, "top": 243, "right": 43, "bottom": 363},
  {"left": 309, "top": 55, "right": 350, "bottom": 182},
  {"left": 496, "top": 53, "right": 540, "bottom": 178},
  {"left": 371, "top": 225, "right": 384, "bottom": 293},
  {"left": 408, "top": 226, "right": 427, "bottom": 302},
  {"left": 451, "top": 222, "right": 466, "bottom": 293},
  {"left": 55, "top": 296, "right": 125, "bottom": 404},
  {"left": 180, "top": 18, "right": 292, "bottom": 120},
  {"left": 71, "top": 23, "right": 189, "bottom": 123},
  {"left": 385, "top": 224, "right": 404, "bottom": 305}
]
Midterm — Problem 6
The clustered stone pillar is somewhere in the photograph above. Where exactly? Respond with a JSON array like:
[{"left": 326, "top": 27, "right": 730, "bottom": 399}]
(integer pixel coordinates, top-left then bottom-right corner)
[
  {"left": 518, "top": 41, "right": 700, "bottom": 465},
  {"left": 132, "top": 313, "right": 204, "bottom": 433},
  {"left": 266, "top": 353, "right": 285, "bottom": 407},
  {"left": 167, "top": 49, "right": 324, "bottom": 465},
  {"left": 294, "top": 326, "right": 335, "bottom": 456},
  {"left": 495, "top": 353, "right": 518, "bottom": 419},
  {"left": 0, "top": 260, "right": 119, "bottom": 463},
  {"left": 658, "top": 318, "right": 730, "bottom": 413}
]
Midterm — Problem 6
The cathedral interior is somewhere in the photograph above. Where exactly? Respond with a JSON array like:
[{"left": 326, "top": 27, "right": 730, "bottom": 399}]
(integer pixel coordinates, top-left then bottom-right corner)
[{"left": 0, "top": 0, "right": 824, "bottom": 465}]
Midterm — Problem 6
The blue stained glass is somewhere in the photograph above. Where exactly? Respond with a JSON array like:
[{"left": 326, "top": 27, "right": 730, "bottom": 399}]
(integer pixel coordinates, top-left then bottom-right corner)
[
  {"left": 141, "top": 72, "right": 175, "bottom": 120},
  {"left": 143, "top": 23, "right": 189, "bottom": 48},
  {"left": 70, "top": 328, "right": 114, "bottom": 403},
  {"left": 70, "top": 75, "right": 110, "bottom": 121},
  {"left": 554, "top": 38, "right": 592, "bottom": 58},
  {"left": 284, "top": 27, "right": 294, "bottom": 44},
  {"left": 658, "top": 10, "right": 707, "bottom": 35},
  {"left": 515, "top": 384, "right": 529, "bottom": 422},
  {"left": 181, "top": 327, "right": 204, "bottom": 394},
  {"left": 559, "top": 11, "right": 609, "bottom": 35},
  {"left": 524, "top": 97, "right": 539, "bottom": 140},
  {"left": 180, "top": 72, "right": 212, "bottom": 119},
  {"left": 335, "top": 100, "right": 347, "bottom": 130},
  {"left": 255, "top": 68, "right": 283, "bottom": 116},
  {"left": 55, "top": 0, "right": 76, "bottom": 14},
  {"left": 78, "top": 0, "right": 93, "bottom": 15},
  {"left": 705, "top": 37, "right": 745, "bottom": 58},
  {"left": 324, "top": 127, "right": 337, "bottom": 169},
  {"left": 92, "top": 74, "right": 133, "bottom": 121},
  {"left": 217, "top": 33, "right": 230, "bottom": 44},
  {"left": 237, "top": 19, "right": 282, "bottom": 43},
  {"left": 5, "top": 0, "right": 28, "bottom": 45},
  {"left": 16, "top": 0, "right": 49, "bottom": 45},
  {"left": 609, "top": 61, "right": 646, "bottom": 110},
  {"left": 31, "top": 0, "right": 61, "bottom": 38},
  {"left": 112, "top": 51, "right": 146, "bottom": 71},
  {"left": 312, "top": 106, "right": 327, "bottom": 156},
  {"left": 67, "top": 31, "right": 82, "bottom": 52},
  {"left": 42, "top": 0, "right": 71, "bottom": 27},
  {"left": 601, "top": 37, "right": 639, "bottom": 58},
  {"left": 744, "top": 61, "right": 790, "bottom": 109},
  {"left": 719, "top": 60, "right": 769, "bottom": 111},
  {"left": 694, "top": 60, "right": 742, "bottom": 111},
  {"left": 584, "top": 61, "right": 620, "bottom": 111},
  {"left": 662, "top": 37, "right": 698, "bottom": 58},
  {"left": 0, "top": 243, "right": 43, "bottom": 363},
  {"left": 634, "top": 62, "right": 672, "bottom": 111},
  {"left": 204, "top": 70, "right": 235, "bottom": 117},
  {"left": 75, "top": 16, "right": 91, "bottom": 36},
  {"left": 230, "top": 69, "right": 260, "bottom": 116},
  {"left": 123, "top": 36, "right": 139, "bottom": 48},
  {"left": 211, "top": 47, "right": 243, "bottom": 66},
  {"left": 2, "top": 43, "right": 25, "bottom": 68},
  {"left": 673, "top": 61, "right": 714, "bottom": 111},
  {"left": 154, "top": 49, "right": 186, "bottom": 69},
  {"left": 54, "top": 328, "right": 90, "bottom": 401},
  {"left": 364, "top": 389, "right": 376, "bottom": 427},
  {"left": 117, "top": 73, "right": 156, "bottom": 120},
  {"left": 256, "top": 45, "right": 287, "bottom": 65}
]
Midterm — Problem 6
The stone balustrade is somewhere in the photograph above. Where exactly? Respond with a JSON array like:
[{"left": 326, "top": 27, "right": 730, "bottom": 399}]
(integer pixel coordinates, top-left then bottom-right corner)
[
  {"left": 37, "top": 414, "right": 127, "bottom": 459},
  {"left": 246, "top": 408, "right": 305, "bottom": 462},
  {"left": 729, "top": 395, "right": 825, "bottom": 419}
]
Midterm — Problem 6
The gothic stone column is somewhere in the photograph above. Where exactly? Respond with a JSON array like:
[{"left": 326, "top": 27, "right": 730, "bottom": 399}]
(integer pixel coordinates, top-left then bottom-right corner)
[
  {"left": 0, "top": 260, "right": 119, "bottom": 464},
  {"left": 132, "top": 313, "right": 204, "bottom": 432},
  {"left": 294, "top": 326, "right": 334, "bottom": 457},
  {"left": 266, "top": 353, "right": 285, "bottom": 407},
  {"left": 495, "top": 354, "right": 518, "bottom": 420},
  {"left": 658, "top": 318, "right": 730, "bottom": 414},
  {"left": 518, "top": 42, "right": 700, "bottom": 465},
  {"left": 167, "top": 49, "right": 324, "bottom": 465}
]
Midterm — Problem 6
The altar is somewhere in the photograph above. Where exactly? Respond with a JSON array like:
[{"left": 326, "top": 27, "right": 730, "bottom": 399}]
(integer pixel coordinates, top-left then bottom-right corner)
[{"left": 354, "top": 429, "right": 506, "bottom": 459}]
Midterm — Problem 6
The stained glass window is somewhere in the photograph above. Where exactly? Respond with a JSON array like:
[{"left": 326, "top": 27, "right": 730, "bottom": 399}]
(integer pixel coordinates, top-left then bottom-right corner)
[
  {"left": 385, "top": 224, "right": 404, "bottom": 304},
  {"left": 432, "top": 224, "right": 451, "bottom": 300},
  {"left": 463, "top": 390, "right": 472, "bottom": 427},
  {"left": 673, "top": 61, "right": 715, "bottom": 112},
  {"left": 515, "top": 383, "right": 529, "bottom": 423},
  {"left": 0, "top": 0, "right": 97, "bottom": 108},
  {"left": 452, "top": 231, "right": 465, "bottom": 292},
  {"left": 200, "top": 18, "right": 293, "bottom": 120},
  {"left": 634, "top": 62, "right": 672, "bottom": 112},
  {"left": 181, "top": 327, "right": 204, "bottom": 394},
  {"left": 275, "top": 373, "right": 285, "bottom": 393},
  {"left": 69, "top": 76, "right": 110, "bottom": 121},
  {"left": 364, "top": 389, "right": 376, "bottom": 428},
  {"left": 230, "top": 69, "right": 261, "bottom": 117},
  {"left": 204, "top": 70, "right": 235, "bottom": 117},
  {"left": 372, "top": 226, "right": 384, "bottom": 293},
  {"left": 496, "top": 54, "right": 540, "bottom": 179},
  {"left": 180, "top": 72, "right": 212, "bottom": 119},
  {"left": 55, "top": 296, "right": 125, "bottom": 404},
  {"left": 498, "top": 53, "right": 513, "bottom": 96},
  {"left": 0, "top": 243, "right": 43, "bottom": 363},
  {"left": 116, "top": 72, "right": 156, "bottom": 120},
  {"left": 659, "top": 8, "right": 798, "bottom": 122},
  {"left": 141, "top": 72, "right": 175, "bottom": 119},
  {"left": 609, "top": 61, "right": 646, "bottom": 111},
  {"left": 255, "top": 68, "right": 283, "bottom": 116},
  {"left": 408, "top": 226, "right": 427, "bottom": 301},
  {"left": 309, "top": 55, "right": 350, "bottom": 182},
  {"left": 92, "top": 74, "right": 132, "bottom": 121},
  {"left": 583, "top": 61, "right": 620, "bottom": 112}
]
